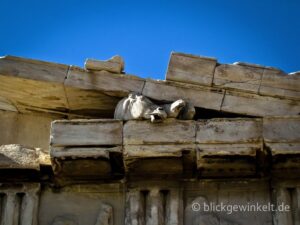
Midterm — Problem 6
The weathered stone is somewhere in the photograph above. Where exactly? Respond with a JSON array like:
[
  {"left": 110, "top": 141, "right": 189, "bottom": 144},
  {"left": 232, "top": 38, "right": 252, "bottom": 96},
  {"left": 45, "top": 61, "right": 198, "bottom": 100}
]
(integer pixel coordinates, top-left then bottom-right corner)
[
  {"left": 0, "top": 55, "right": 68, "bottom": 83},
  {"left": 221, "top": 90, "right": 300, "bottom": 116},
  {"left": 0, "top": 111, "right": 57, "bottom": 151},
  {"left": 0, "top": 96, "right": 18, "bottom": 112},
  {"left": 125, "top": 182, "right": 182, "bottom": 225},
  {"left": 259, "top": 68, "right": 300, "bottom": 100},
  {"left": 114, "top": 93, "right": 194, "bottom": 122},
  {"left": 0, "top": 144, "right": 40, "bottom": 170},
  {"left": 50, "top": 119, "right": 123, "bottom": 147},
  {"left": 39, "top": 184, "right": 123, "bottom": 225},
  {"left": 272, "top": 186, "right": 295, "bottom": 225},
  {"left": 166, "top": 52, "right": 217, "bottom": 86},
  {"left": 196, "top": 118, "right": 263, "bottom": 177},
  {"left": 196, "top": 118, "right": 262, "bottom": 143},
  {"left": 142, "top": 80, "right": 224, "bottom": 111},
  {"left": 124, "top": 144, "right": 195, "bottom": 176},
  {"left": 213, "top": 63, "right": 264, "bottom": 93},
  {"left": 65, "top": 66, "right": 145, "bottom": 97},
  {"left": 0, "top": 183, "right": 40, "bottom": 225},
  {"left": 197, "top": 143, "right": 261, "bottom": 177},
  {"left": 263, "top": 116, "right": 300, "bottom": 177},
  {"left": 263, "top": 116, "right": 300, "bottom": 143},
  {"left": 65, "top": 86, "right": 120, "bottom": 118},
  {"left": 1, "top": 52, "right": 300, "bottom": 225},
  {"left": 0, "top": 74, "right": 69, "bottom": 114},
  {"left": 85, "top": 55, "right": 124, "bottom": 73},
  {"left": 124, "top": 119, "right": 196, "bottom": 145}
]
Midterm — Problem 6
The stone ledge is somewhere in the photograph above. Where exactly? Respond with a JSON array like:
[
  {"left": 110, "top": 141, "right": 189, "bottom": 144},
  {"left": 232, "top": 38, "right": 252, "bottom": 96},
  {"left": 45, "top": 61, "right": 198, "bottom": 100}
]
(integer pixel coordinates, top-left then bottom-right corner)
[
  {"left": 1, "top": 54, "right": 298, "bottom": 118},
  {"left": 48, "top": 117, "right": 300, "bottom": 179},
  {"left": 165, "top": 52, "right": 300, "bottom": 100},
  {"left": 0, "top": 144, "right": 44, "bottom": 171}
]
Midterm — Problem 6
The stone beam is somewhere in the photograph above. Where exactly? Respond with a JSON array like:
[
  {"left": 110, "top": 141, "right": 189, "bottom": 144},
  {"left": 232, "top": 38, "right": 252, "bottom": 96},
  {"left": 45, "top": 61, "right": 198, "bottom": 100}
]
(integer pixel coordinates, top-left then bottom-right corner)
[{"left": 49, "top": 116, "right": 300, "bottom": 179}]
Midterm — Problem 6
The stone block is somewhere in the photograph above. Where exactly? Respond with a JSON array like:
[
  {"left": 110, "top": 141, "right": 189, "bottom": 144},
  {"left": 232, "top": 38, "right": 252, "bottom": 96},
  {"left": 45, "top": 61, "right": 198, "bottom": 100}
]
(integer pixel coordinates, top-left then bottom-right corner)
[
  {"left": 0, "top": 55, "right": 68, "bottom": 83},
  {"left": 84, "top": 55, "right": 124, "bottom": 73},
  {"left": 166, "top": 52, "right": 217, "bottom": 86},
  {"left": 124, "top": 144, "right": 195, "bottom": 177},
  {"left": 263, "top": 116, "right": 300, "bottom": 178},
  {"left": 221, "top": 90, "right": 300, "bottom": 116},
  {"left": 142, "top": 80, "right": 224, "bottom": 111},
  {"left": 196, "top": 118, "right": 262, "bottom": 144},
  {"left": 123, "top": 119, "right": 196, "bottom": 145},
  {"left": 50, "top": 119, "right": 124, "bottom": 178},
  {"left": 213, "top": 63, "right": 264, "bottom": 93},
  {"left": 0, "top": 144, "right": 40, "bottom": 170},
  {"left": 196, "top": 118, "right": 263, "bottom": 177},
  {"left": 259, "top": 68, "right": 300, "bottom": 100},
  {"left": 197, "top": 143, "right": 261, "bottom": 177},
  {"left": 50, "top": 119, "right": 123, "bottom": 147},
  {"left": 65, "top": 66, "right": 145, "bottom": 98},
  {"left": 263, "top": 116, "right": 300, "bottom": 143}
]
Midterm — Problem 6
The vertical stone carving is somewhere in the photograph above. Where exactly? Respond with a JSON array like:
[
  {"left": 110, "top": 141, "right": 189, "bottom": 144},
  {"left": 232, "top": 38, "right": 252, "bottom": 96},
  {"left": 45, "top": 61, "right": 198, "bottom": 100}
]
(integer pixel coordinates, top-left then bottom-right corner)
[
  {"left": 273, "top": 188, "right": 293, "bottom": 225},
  {"left": 21, "top": 192, "right": 40, "bottom": 225},
  {"left": 125, "top": 188, "right": 181, "bottom": 225},
  {"left": 295, "top": 188, "right": 300, "bottom": 225},
  {"left": 273, "top": 186, "right": 300, "bottom": 225},
  {"left": 95, "top": 203, "right": 113, "bottom": 225},
  {"left": 146, "top": 189, "right": 164, "bottom": 225},
  {"left": 166, "top": 190, "right": 180, "bottom": 225},
  {"left": 0, "top": 183, "right": 40, "bottom": 225},
  {"left": 125, "top": 190, "right": 144, "bottom": 225},
  {"left": 2, "top": 193, "right": 19, "bottom": 225}
]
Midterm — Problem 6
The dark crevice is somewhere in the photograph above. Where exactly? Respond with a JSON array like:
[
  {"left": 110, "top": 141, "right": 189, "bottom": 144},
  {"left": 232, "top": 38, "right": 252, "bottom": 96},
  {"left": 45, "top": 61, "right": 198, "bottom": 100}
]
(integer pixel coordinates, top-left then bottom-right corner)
[
  {"left": 140, "top": 190, "right": 149, "bottom": 223},
  {"left": 194, "top": 107, "right": 258, "bottom": 120}
]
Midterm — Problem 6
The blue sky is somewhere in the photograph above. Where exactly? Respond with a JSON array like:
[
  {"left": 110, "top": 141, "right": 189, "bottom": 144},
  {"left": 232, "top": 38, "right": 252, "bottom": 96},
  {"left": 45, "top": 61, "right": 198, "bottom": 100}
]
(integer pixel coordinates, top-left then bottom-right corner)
[{"left": 0, "top": 0, "right": 299, "bottom": 79}]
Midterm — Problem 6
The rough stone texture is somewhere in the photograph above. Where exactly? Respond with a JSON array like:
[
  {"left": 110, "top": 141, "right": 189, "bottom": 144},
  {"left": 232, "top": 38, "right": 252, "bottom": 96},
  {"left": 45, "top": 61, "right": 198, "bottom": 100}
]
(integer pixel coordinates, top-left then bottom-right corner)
[
  {"left": 213, "top": 63, "right": 264, "bottom": 93},
  {"left": 0, "top": 55, "right": 68, "bottom": 83},
  {"left": 0, "top": 52, "right": 300, "bottom": 225},
  {"left": 123, "top": 119, "right": 196, "bottom": 177},
  {"left": 38, "top": 184, "right": 123, "bottom": 225},
  {"left": 0, "top": 111, "right": 56, "bottom": 151},
  {"left": 48, "top": 117, "right": 300, "bottom": 179},
  {"left": 259, "top": 68, "right": 300, "bottom": 100},
  {"left": 0, "top": 183, "right": 40, "bottom": 225},
  {"left": 263, "top": 116, "right": 300, "bottom": 177},
  {"left": 0, "top": 144, "right": 40, "bottom": 170},
  {"left": 196, "top": 119, "right": 263, "bottom": 177},
  {"left": 166, "top": 52, "right": 217, "bottom": 86},
  {"left": 263, "top": 116, "right": 300, "bottom": 143},
  {"left": 65, "top": 66, "right": 145, "bottom": 98},
  {"left": 65, "top": 87, "right": 121, "bottom": 118},
  {"left": 142, "top": 80, "right": 224, "bottom": 111},
  {"left": 50, "top": 119, "right": 123, "bottom": 178},
  {"left": 196, "top": 118, "right": 262, "bottom": 143},
  {"left": 124, "top": 119, "right": 195, "bottom": 145},
  {"left": 1, "top": 54, "right": 299, "bottom": 117},
  {"left": 51, "top": 119, "right": 123, "bottom": 146},
  {"left": 272, "top": 180, "right": 300, "bottom": 225},
  {"left": 85, "top": 56, "right": 124, "bottom": 74},
  {"left": 114, "top": 93, "right": 194, "bottom": 122},
  {"left": 125, "top": 181, "right": 182, "bottom": 225},
  {"left": 0, "top": 74, "right": 69, "bottom": 114},
  {"left": 221, "top": 90, "right": 300, "bottom": 116}
]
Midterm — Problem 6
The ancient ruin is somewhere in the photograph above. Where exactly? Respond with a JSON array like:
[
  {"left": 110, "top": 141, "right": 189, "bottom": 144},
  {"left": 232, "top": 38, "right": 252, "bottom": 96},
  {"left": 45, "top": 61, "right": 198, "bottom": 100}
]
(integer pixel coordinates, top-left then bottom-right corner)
[{"left": 0, "top": 52, "right": 299, "bottom": 225}]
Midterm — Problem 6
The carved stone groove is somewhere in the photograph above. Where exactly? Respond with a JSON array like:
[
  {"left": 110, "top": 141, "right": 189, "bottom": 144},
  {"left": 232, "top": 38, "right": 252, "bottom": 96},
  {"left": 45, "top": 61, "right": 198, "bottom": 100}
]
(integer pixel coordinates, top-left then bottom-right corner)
[{"left": 0, "top": 183, "right": 40, "bottom": 225}]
